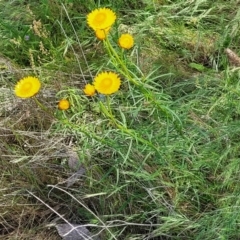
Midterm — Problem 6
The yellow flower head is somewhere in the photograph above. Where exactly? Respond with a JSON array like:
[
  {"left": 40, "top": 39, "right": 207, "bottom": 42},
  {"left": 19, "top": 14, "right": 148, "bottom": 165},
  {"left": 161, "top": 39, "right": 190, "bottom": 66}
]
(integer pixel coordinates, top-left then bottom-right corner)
[
  {"left": 58, "top": 99, "right": 70, "bottom": 110},
  {"left": 87, "top": 8, "right": 116, "bottom": 30},
  {"left": 118, "top": 33, "right": 134, "bottom": 50},
  {"left": 93, "top": 72, "right": 121, "bottom": 95},
  {"left": 95, "top": 27, "right": 110, "bottom": 40},
  {"left": 14, "top": 76, "right": 41, "bottom": 98},
  {"left": 83, "top": 83, "right": 96, "bottom": 96}
]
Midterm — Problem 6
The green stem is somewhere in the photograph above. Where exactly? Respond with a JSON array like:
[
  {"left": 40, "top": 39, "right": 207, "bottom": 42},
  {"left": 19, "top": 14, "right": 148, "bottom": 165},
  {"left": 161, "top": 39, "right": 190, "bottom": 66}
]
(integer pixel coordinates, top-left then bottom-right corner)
[
  {"left": 99, "top": 98, "right": 160, "bottom": 153},
  {"left": 104, "top": 37, "right": 140, "bottom": 86},
  {"left": 33, "top": 97, "right": 55, "bottom": 119}
]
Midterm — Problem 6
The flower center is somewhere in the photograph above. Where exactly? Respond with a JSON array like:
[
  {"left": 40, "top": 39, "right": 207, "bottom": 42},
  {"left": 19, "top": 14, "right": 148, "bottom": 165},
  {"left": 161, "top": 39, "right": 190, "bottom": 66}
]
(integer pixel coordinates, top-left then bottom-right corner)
[
  {"left": 102, "top": 78, "right": 112, "bottom": 88},
  {"left": 94, "top": 13, "right": 106, "bottom": 26},
  {"left": 122, "top": 37, "right": 131, "bottom": 45},
  {"left": 23, "top": 82, "right": 32, "bottom": 91},
  {"left": 124, "top": 38, "right": 130, "bottom": 44}
]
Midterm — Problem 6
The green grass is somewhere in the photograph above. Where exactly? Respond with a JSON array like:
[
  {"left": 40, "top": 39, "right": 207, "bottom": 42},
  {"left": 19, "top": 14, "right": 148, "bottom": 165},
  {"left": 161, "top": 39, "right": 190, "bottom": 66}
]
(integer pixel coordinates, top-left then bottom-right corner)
[{"left": 1, "top": 0, "right": 240, "bottom": 239}]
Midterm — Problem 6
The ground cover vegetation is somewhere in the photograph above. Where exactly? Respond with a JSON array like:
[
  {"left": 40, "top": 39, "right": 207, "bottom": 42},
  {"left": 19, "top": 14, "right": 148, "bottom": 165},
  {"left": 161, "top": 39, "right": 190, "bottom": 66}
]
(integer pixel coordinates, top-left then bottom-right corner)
[{"left": 1, "top": 0, "right": 240, "bottom": 239}]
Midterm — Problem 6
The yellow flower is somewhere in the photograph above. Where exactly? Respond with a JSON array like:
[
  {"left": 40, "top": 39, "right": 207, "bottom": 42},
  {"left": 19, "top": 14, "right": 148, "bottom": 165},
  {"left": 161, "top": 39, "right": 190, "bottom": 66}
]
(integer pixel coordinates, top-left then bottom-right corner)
[
  {"left": 14, "top": 76, "right": 41, "bottom": 98},
  {"left": 58, "top": 99, "right": 70, "bottom": 110},
  {"left": 87, "top": 8, "right": 116, "bottom": 31},
  {"left": 93, "top": 72, "right": 121, "bottom": 95},
  {"left": 83, "top": 83, "right": 96, "bottom": 96},
  {"left": 118, "top": 33, "right": 134, "bottom": 50},
  {"left": 95, "top": 27, "right": 110, "bottom": 40}
]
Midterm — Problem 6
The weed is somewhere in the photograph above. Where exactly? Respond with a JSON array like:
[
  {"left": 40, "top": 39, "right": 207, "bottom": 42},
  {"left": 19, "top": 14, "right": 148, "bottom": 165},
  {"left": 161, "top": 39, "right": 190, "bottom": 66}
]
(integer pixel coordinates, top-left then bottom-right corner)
[{"left": 2, "top": 0, "right": 240, "bottom": 239}]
